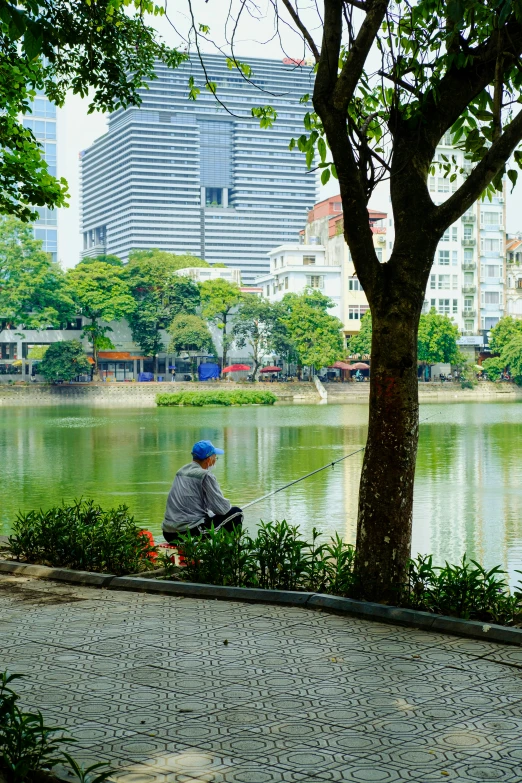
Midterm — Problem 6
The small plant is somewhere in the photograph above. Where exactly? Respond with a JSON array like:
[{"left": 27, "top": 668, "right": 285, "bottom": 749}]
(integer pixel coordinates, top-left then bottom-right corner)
[
  {"left": 156, "top": 390, "right": 276, "bottom": 406},
  {"left": 0, "top": 671, "right": 113, "bottom": 783},
  {"left": 8, "top": 499, "right": 157, "bottom": 575}
]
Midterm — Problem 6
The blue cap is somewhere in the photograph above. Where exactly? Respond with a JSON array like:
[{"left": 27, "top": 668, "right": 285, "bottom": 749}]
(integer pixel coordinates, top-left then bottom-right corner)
[{"left": 191, "top": 440, "right": 225, "bottom": 460}]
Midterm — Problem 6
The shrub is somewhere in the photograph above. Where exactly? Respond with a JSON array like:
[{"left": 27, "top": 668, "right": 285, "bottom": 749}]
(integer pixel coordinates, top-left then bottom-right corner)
[
  {"left": 162, "top": 520, "right": 357, "bottom": 594},
  {"left": 162, "top": 524, "right": 522, "bottom": 626},
  {"left": 0, "top": 671, "right": 112, "bottom": 783},
  {"left": 8, "top": 500, "right": 157, "bottom": 575},
  {"left": 156, "top": 390, "right": 276, "bottom": 406}
]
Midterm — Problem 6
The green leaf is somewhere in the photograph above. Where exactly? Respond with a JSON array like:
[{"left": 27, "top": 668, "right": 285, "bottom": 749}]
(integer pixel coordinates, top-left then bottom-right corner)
[
  {"left": 508, "top": 168, "right": 518, "bottom": 192},
  {"left": 321, "top": 168, "right": 331, "bottom": 185}
]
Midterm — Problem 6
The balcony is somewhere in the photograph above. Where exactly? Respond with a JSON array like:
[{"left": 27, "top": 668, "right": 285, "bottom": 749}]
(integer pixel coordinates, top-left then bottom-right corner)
[
  {"left": 462, "top": 309, "right": 476, "bottom": 317},
  {"left": 461, "top": 330, "right": 476, "bottom": 336},
  {"left": 462, "top": 238, "right": 476, "bottom": 246},
  {"left": 462, "top": 262, "right": 476, "bottom": 271},
  {"left": 462, "top": 285, "right": 476, "bottom": 294},
  {"left": 461, "top": 214, "right": 476, "bottom": 222}
]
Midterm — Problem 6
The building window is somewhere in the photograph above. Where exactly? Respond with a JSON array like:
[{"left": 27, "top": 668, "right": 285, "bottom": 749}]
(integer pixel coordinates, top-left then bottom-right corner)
[
  {"left": 438, "top": 299, "right": 450, "bottom": 315},
  {"left": 482, "top": 237, "right": 500, "bottom": 252},
  {"left": 484, "top": 264, "right": 501, "bottom": 278},
  {"left": 303, "top": 256, "right": 316, "bottom": 266},
  {"left": 430, "top": 274, "right": 436, "bottom": 290},
  {"left": 485, "top": 291, "right": 500, "bottom": 304},
  {"left": 285, "top": 277, "right": 288, "bottom": 289},
  {"left": 452, "top": 275, "right": 458, "bottom": 289},
  {"left": 348, "top": 305, "right": 370, "bottom": 320},
  {"left": 463, "top": 225, "right": 474, "bottom": 240},
  {"left": 438, "top": 275, "right": 450, "bottom": 290},
  {"left": 453, "top": 299, "right": 458, "bottom": 314},
  {"left": 464, "top": 297, "right": 474, "bottom": 311},
  {"left": 349, "top": 277, "right": 362, "bottom": 291},
  {"left": 452, "top": 227, "right": 458, "bottom": 241},
  {"left": 438, "top": 250, "right": 450, "bottom": 265},
  {"left": 375, "top": 247, "right": 383, "bottom": 262},
  {"left": 464, "top": 249, "right": 474, "bottom": 262},
  {"left": 438, "top": 177, "right": 450, "bottom": 193},
  {"left": 441, "top": 229, "right": 450, "bottom": 242},
  {"left": 482, "top": 211, "right": 501, "bottom": 226},
  {"left": 306, "top": 275, "right": 324, "bottom": 289},
  {"left": 465, "top": 320, "right": 474, "bottom": 330}
]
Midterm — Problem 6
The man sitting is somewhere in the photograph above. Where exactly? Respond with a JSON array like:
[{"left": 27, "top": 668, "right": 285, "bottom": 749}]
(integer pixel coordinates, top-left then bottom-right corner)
[{"left": 162, "top": 440, "right": 243, "bottom": 543}]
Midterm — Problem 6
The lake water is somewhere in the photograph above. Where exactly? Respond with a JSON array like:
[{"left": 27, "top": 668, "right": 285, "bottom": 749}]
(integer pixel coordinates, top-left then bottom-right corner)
[{"left": 2, "top": 402, "right": 522, "bottom": 586}]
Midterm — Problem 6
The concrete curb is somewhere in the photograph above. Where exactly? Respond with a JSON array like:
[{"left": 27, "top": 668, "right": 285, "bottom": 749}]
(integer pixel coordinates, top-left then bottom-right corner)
[
  {"left": 1, "top": 559, "right": 521, "bottom": 645},
  {"left": 0, "top": 560, "right": 115, "bottom": 586}
]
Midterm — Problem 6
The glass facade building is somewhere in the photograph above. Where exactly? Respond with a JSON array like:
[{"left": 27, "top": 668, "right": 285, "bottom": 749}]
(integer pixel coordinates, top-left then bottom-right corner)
[
  {"left": 80, "top": 55, "right": 317, "bottom": 282},
  {"left": 23, "top": 94, "right": 58, "bottom": 262}
]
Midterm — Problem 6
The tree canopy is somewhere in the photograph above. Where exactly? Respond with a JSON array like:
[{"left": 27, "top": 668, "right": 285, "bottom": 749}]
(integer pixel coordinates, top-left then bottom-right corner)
[
  {"left": 417, "top": 310, "right": 460, "bottom": 364},
  {"left": 348, "top": 312, "right": 372, "bottom": 358},
  {"left": 168, "top": 314, "right": 215, "bottom": 357},
  {"left": 200, "top": 278, "right": 244, "bottom": 368},
  {"left": 279, "top": 290, "right": 344, "bottom": 371},
  {"left": 0, "top": 215, "right": 74, "bottom": 328},
  {"left": 488, "top": 316, "right": 522, "bottom": 354},
  {"left": 79, "top": 255, "right": 123, "bottom": 267},
  {"left": 127, "top": 250, "right": 210, "bottom": 273},
  {"left": 66, "top": 261, "right": 135, "bottom": 372},
  {"left": 39, "top": 340, "right": 91, "bottom": 383},
  {"left": 233, "top": 298, "right": 279, "bottom": 379},
  {"left": 0, "top": 0, "right": 183, "bottom": 220}
]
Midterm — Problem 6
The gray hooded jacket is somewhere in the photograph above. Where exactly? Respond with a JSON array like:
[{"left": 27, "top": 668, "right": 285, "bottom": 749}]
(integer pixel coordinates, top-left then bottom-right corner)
[{"left": 162, "top": 462, "right": 232, "bottom": 533}]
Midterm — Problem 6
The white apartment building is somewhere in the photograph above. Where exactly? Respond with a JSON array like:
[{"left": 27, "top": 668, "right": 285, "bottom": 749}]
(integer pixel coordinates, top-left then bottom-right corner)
[
  {"left": 506, "top": 235, "right": 522, "bottom": 317},
  {"left": 255, "top": 244, "right": 342, "bottom": 320}
]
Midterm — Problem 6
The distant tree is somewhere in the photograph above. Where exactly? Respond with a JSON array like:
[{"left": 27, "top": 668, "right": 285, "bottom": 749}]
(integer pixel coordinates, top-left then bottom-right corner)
[
  {"left": 482, "top": 355, "right": 505, "bottom": 381},
  {"left": 200, "top": 278, "right": 244, "bottom": 369},
  {"left": 27, "top": 345, "right": 48, "bottom": 360},
  {"left": 66, "top": 262, "right": 135, "bottom": 375},
  {"left": 233, "top": 298, "right": 279, "bottom": 380},
  {"left": 127, "top": 249, "right": 210, "bottom": 271},
  {"left": 39, "top": 340, "right": 91, "bottom": 383},
  {"left": 0, "top": 216, "right": 75, "bottom": 328},
  {"left": 168, "top": 314, "right": 215, "bottom": 376},
  {"left": 500, "top": 334, "right": 522, "bottom": 383},
  {"left": 488, "top": 317, "right": 522, "bottom": 355},
  {"left": 126, "top": 254, "right": 201, "bottom": 373},
  {"left": 348, "top": 312, "right": 372, "bottom": 358},
  {"left": 79, "top": 255, "right": 123, "bottom": 267},
  {"left": 279, "top": 290, "right": 344, "bottom": 376},
  {"left": 417, "top": 310, "right": 460, "bottom": 365}
]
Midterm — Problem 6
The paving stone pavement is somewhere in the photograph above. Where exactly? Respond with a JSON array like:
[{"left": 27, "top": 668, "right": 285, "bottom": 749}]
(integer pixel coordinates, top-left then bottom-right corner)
[{"left": 1, "top": 574, "right": 522, "bottom": 783}]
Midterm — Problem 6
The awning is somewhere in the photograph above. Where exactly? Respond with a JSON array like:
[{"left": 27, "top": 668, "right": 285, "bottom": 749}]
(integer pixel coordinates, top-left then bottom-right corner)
[
  {"left": 98, "top": 352, "right": 143, "bottom": 361},
  {"left": 329, "top": 361, "right": 353, "bottom": 370}
]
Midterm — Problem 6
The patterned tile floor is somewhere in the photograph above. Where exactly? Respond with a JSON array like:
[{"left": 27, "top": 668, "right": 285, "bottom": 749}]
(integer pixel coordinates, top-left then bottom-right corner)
[{"left": 1, "top": 575, "right": 522, "bottom": 783}]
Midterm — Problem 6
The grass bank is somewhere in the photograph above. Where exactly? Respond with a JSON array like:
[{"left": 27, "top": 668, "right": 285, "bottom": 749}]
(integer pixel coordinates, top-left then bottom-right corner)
[{"left": 156, "top": 390, "right": 277, "bottom": 406}]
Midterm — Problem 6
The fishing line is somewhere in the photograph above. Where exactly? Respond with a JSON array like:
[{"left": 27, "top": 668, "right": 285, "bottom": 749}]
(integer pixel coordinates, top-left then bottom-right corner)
[{"left": 242, "top": 410, "right": 441, "bottom": 511}]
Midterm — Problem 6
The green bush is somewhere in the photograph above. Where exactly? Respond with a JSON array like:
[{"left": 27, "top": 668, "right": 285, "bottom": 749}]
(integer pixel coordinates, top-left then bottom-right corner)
[
  {"left": 8, "top": 499, "right": 157, "bottom": 575},
  {"left": 162, "top": 524, "right": 522, "bottom": 626},
  {"left": 0, "top": 671, "right": 112, "bottom": 783},
  {"left": 156, "top": 390, "right": 276, "bottom": 406},
  {"left": 162, "top": 520, "right": 357, "bottom": 594}
]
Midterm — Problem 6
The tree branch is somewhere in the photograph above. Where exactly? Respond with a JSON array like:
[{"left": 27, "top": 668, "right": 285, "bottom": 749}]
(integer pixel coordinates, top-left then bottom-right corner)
[
  {"left": 280, "top": 0, "right": 320, "bottom": 61},
  {"left": 436, "top": 109, "right": 522, "bottom": 229},
  {"left": 332, "top": 0, "right": 389, "bottom": 112},
  {"left": 378, "top": 70, "right": 419, "bottom": 96}
]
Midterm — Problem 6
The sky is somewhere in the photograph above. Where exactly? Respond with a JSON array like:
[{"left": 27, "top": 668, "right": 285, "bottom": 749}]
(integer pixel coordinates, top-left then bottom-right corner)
[{"left": 56, "top": 0, "right": 522, "bottom": 267}]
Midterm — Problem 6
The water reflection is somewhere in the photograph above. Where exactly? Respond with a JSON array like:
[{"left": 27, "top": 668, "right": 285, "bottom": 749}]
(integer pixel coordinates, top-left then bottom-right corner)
[{"left": 1, "top": 402, "right": 522, "bottom": 586}]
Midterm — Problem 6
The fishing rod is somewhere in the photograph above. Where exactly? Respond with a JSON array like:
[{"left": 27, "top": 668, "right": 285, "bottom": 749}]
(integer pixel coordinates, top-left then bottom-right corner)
[{"left": 242, "top": 410, "right": 441, "bottom": 511}]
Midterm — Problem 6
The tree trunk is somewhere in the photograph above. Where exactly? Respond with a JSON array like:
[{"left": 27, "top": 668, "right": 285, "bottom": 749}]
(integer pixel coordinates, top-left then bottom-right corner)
[
  {"left": 92, "top": 318, "right": 99, "bottom": 380},
  {"left": 354, "top": 306, "right": 420, "bottom": 604},
  {"left": 222, "top": 313, "right": 228, "bottom": 371}
]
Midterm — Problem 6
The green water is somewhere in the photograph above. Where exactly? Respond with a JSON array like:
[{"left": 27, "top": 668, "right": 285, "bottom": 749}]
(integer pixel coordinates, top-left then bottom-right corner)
[{"left": 2, "top": 403, "right": 522, "bottom": 585}]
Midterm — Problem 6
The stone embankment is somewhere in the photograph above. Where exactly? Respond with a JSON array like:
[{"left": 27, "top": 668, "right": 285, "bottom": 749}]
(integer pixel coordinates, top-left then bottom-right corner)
[
  {"left": 0, "top": 381, "right": 319, "bottom": 406},
  {"left": 1, "top": 380, "right": 521, "bottom": 406}
]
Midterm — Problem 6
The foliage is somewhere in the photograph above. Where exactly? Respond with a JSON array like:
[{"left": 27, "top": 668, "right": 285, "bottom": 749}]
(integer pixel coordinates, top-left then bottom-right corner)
[
  {"left": 482, "top": 355, "right": 505, "bottom": 381},
  {"left": 0, "top": 670, "right": 112, "bottom": 783},
  {"left": 200, "top": 278, "right": 244, "bottom": 367},
  {"left": 8, "top": 499, "right": 157, "bottom": 575},
  {"left": 0, "top": 0, "right": 184, "bottom": 221},
  {"left": 417, "top": 310, "right": 460, "bottom": 364},
  {"left": 161, "top": 524, "right": 522, "bottom": 626},
  {"left": 0, "top": 216, "right": 75, "bottom": 328},
  {"left": 66, "top": 262, "right": 135, "bottom": 372},
  {"left": 458, "top": 360, "right": 478, "bottom": 389},
  {"left": 488, "top": 317, "right": 522, "bottom": 354},
  {"left": 279, "top": 290, "right": 344, "bottom": 371},
  {"left": 348, "top": 312, "right": 372, "bottom": 357},
  {"left": 156, "top": 390, "right": 276, "bottom": 407},
  {"left": 233, "top": 298, "right": 279, "bottom": 379},
  {"left": 162, "top": 521, "right": 356, "bottom": 594},
  {"left": 126, "top": 253, "right": 201, "bottom": 360},
  {"left": 38, "top": 340, "right": 91, "bottom": 382},
  {"left": 167, "top": 314, "right": 215, "bottom": 360},
  {"left": 79, "top": 254, "right": 123, "bottom": 267},
  {"left": 26, "top": 345, "right": 48, "bottom": 360},
  {"left": 127, "top": 249, "right": 209, "bottom": 272},
  {"left": 405, "top": 555, "right": 522, "bottom": 626},
  {"left": 500, "top": 334, "right": 522, "bottom": 383}
]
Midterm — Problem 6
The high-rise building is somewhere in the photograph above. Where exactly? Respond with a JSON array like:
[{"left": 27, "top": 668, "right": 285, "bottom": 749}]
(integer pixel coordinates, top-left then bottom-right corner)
[
  {"left": 80, "top": 55, "right": 317, "bottom": 282},
  {"left": 22, "top": 93, "right": 59, "bottom": 262}
]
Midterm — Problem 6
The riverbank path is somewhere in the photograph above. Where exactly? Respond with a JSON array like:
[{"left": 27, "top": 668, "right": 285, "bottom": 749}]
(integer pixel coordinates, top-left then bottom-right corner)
[{"left": 1, "top": 573, "right": 522, "bottom": 783}]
